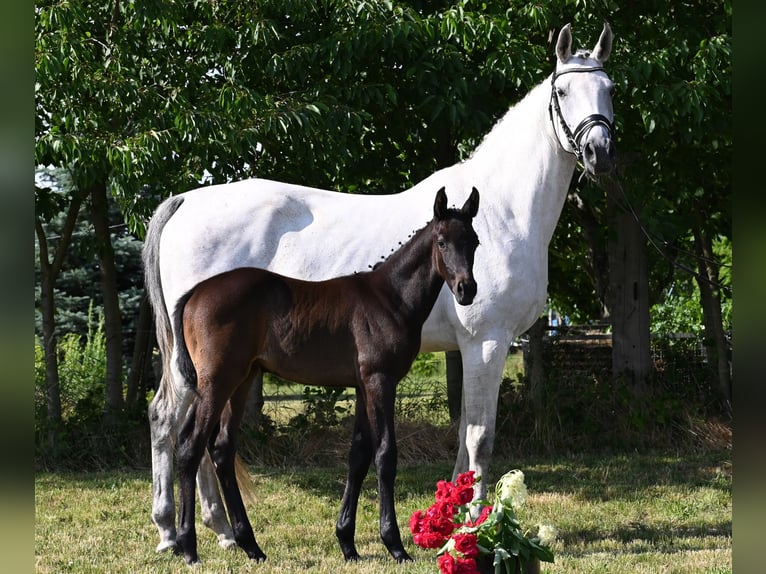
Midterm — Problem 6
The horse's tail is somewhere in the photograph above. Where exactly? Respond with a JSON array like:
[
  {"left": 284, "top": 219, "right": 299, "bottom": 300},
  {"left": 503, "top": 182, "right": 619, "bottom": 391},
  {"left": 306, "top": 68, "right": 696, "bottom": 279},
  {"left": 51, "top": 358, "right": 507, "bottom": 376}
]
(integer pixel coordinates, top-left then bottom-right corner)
[
  {"left": 142, "top": 195, "right": 186, "bottom": 405},
  {"left": 235, "top": 455, "right": 258, "bottom": 507},
  {"left": 171, "top": 289, "right": 198, "bottom": 388}
]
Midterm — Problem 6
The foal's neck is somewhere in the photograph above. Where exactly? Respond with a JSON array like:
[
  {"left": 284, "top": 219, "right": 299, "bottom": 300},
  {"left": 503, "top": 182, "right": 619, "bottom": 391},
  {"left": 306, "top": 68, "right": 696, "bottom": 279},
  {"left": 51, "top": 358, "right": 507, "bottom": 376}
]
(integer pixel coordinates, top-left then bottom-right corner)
[{"left": 373, "top": 221, "right": 443, "bottom": 324}]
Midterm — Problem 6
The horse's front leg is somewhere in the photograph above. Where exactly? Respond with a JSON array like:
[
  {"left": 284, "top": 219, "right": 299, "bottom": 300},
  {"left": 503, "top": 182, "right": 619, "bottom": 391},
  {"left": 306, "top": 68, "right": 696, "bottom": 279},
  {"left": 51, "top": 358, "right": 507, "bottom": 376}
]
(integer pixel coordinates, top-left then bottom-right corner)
[
  {"left": 453, "top": 336, "right": 511, "bottom": 502},
  {"left": 336, "top": 388, "right": 374, "bottom": 561},
  {"left": 366, "top": 375, "right": 412, "bottom": 563},
  {"left": 197, "top": 452, "right": 236, "bottom": 548}
]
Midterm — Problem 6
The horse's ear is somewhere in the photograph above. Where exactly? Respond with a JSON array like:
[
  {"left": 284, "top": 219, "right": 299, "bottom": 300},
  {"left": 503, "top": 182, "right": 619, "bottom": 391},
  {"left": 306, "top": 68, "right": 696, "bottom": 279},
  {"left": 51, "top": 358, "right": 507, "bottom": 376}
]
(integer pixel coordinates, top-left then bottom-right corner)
[
  {"left": 556, "top": 23, "right": 572, "bottom": 63},
  {"left": 434, "top": 187, "right": 448, "bottom": 220},
  {"left": 592, "top": 22, "right": 612, "bottom": 63},
  {"left": 461, "top": 187, "right": 480, "bottom": 218}
]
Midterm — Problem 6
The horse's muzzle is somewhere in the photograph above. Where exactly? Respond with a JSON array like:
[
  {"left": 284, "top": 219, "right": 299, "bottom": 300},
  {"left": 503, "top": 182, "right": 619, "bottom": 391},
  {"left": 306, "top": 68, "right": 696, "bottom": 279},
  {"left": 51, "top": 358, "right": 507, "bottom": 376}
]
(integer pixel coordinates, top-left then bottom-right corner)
[
  {"left": 455, "top": 278, "right": 477, "bottom": 306},
  {"left": 583, "top": 137, "right": 616, "bottom": 175}
]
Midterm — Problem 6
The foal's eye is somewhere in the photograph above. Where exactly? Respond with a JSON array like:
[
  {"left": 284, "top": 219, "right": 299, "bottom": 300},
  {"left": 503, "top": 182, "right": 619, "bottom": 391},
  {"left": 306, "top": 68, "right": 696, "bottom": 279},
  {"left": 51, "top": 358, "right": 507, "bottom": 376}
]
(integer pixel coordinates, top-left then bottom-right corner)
[{"left": 437, "top": 239, "right": 447, "bottom": 250}]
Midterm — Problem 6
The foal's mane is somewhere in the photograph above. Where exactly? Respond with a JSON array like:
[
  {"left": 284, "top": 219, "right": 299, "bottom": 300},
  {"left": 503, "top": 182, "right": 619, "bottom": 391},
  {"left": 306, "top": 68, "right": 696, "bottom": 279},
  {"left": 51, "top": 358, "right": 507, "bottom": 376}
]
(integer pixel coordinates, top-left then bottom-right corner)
[{"left": 368, "top": 206, "right": 474, "bottom": 275}]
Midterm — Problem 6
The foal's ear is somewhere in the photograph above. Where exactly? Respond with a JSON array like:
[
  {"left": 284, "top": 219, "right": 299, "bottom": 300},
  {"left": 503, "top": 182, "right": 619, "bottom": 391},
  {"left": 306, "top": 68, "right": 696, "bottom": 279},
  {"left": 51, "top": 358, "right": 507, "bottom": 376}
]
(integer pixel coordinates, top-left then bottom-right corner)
[
  {"left": 461, "top": 187, "right": 480, "bottom": 218},
  {"left": 434, "top": 187, "right": 448, "bottom": 220}
]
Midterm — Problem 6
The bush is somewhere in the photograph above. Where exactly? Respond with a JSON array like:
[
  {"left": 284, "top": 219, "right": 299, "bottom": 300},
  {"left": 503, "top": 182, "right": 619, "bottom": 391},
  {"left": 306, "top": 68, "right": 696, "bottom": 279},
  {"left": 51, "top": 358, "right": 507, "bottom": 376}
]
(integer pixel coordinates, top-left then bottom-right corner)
[{"left": 35, "top": 304, "right": 150, "bottom": 470}]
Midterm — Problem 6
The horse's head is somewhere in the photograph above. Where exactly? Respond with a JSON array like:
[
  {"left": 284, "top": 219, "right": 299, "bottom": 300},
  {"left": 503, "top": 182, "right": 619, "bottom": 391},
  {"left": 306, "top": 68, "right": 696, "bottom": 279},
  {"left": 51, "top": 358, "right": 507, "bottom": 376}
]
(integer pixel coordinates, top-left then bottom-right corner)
[
  {"left": 549, "top": 22, "right": 616, "bottom": 176},
  {"left": 432, "top": 186, "right": 480, "bottom": 306}
]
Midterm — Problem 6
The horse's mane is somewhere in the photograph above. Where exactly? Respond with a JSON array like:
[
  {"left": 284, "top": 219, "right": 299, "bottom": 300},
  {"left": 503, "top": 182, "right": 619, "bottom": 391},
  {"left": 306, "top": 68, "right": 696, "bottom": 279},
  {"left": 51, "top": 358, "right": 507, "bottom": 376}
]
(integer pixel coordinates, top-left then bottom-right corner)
[{"left": 467, "top": 80, "right": 550, "bottom": 164}]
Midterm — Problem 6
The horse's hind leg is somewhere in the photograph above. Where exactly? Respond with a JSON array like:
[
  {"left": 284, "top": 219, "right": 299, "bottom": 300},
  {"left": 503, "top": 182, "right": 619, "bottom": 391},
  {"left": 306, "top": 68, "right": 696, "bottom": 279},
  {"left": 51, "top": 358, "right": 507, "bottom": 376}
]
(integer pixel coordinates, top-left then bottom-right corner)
[
  {"left": 197, "top": 453, "right": 236, "bottom": 548},
  {"left": 209, "top": 376, "right": 266, "bottom": 561},
  {"left": 148, "top": 382, "right": 187, "bottom": 552},
  {"left": 196, "top": 376, "right": 267, "bottom": 549},
  {"left": 336, "top": 388, "right": 374, "bottom": 561}
]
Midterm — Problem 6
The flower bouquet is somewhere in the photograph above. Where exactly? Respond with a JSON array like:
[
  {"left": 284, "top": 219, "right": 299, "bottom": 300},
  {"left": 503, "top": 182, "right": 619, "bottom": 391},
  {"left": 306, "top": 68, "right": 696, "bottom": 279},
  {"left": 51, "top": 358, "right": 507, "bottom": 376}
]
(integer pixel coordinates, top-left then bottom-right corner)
[{"left": 410, "top": 470, "right": 556, "bottom": 574}]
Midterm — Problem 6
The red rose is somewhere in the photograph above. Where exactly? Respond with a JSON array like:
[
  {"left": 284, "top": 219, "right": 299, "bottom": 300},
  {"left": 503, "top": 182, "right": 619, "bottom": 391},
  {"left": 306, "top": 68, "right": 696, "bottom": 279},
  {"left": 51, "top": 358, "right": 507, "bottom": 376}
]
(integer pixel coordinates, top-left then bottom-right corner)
[
  {"left": 454, "top": 556, "right": 479, "bottom": 574},
  {"left": 410, "top": 510, "right": 424, "bottom": 535},
  {"left": 436, "top": 479, "right": 455, "bottom": 502},
  {"left": 438, "top": 553, "right": 456, "bottom": 574},
  {"left": 452, "top": 533, "right": 480, "bottom": 558},
  {"left": 414, "top": 530, "right": 448, "bottom": 549},
  {"left": 428, "top": 500, "right": 455, "bottom": 520},
  {"left": 454, "top": 484, "right": 475, "bottom": 505},
  {"left": 455, "top": 471, "right": 476, "bottom": 488}
]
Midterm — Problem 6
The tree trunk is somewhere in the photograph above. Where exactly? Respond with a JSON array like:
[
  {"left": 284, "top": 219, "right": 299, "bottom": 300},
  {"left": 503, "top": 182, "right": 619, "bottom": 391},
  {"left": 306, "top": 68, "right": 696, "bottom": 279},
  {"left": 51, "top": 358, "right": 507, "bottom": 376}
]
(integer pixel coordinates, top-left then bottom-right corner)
[
  {"left": 692, "top": 212, "right": 731, "bottom": 408},
  {"left": 445, "top": 351, "right": 463, "bottom": 423},
  {"left": 36, "top": 247, "right": 62, "bottom": 453},
  {"left": 35, "top": 191, "right": 84, "bottom": 451},
  {"left": 243, "top": 372, "right": 266, "bottom": 433},
  {"left": 125, "top": 291, "right": 154, "bottom": 408},
  {"left": 567, "top": 190, "right": 610, "bottom": 318},
  {"left": 525, "top": 316, "right": 547, "bottom": 440},
  {"left": 606, "top": 183, "right": 650, "bottom": 393},
  {"left": 90, "top": 182, "right": 124, "bottom": 421}
]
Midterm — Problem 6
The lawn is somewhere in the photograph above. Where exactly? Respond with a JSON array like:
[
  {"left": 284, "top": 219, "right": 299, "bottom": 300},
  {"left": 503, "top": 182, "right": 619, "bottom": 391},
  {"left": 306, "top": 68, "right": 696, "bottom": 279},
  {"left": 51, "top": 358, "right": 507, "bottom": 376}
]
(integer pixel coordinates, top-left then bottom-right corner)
[{"left": 34, "top": 450, "right": 731, "bottom": 573}]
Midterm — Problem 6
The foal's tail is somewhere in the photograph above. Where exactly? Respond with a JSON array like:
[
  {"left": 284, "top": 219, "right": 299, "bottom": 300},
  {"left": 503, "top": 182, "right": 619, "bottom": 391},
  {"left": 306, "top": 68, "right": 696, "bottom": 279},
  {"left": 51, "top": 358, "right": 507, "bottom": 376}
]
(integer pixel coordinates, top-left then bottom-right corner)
[{"left": 142, "top": 195, "right": 185, "bottom": 406}]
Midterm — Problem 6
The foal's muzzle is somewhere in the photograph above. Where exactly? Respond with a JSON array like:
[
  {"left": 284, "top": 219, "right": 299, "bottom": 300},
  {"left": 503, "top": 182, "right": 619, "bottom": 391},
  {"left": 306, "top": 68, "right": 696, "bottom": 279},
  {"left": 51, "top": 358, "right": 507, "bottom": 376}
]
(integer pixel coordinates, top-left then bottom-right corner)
[{"left": 455, "top": 278, "right": 477, "bottom": 306}]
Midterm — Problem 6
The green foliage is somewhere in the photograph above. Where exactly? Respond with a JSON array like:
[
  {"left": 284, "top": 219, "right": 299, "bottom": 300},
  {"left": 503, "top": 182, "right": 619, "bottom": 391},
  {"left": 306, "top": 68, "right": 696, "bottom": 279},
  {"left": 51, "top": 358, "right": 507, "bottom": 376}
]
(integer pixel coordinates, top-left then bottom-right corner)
[
  {"left": 35, "top": 304, "right": 150, "bottom": 469},
  {"left": 35, "top": 305, "right": 107, "bottom": 461},
  {"left": 290, "top": 386, "right": 351, "bottom": 429}
]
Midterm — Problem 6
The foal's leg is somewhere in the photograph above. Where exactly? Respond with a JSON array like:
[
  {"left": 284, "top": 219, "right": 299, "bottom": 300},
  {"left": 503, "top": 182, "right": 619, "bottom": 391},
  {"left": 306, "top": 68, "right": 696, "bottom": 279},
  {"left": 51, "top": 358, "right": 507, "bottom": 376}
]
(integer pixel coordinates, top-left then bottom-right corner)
[
  {"left": 366, "top": 375, "right": 412, "bottom": 562},
  {"left": 196, "top": 373, "right": 264, "bottom": 548},
  {"left": 208, "top": 378, "right": 266, "bottom": 561},
  {"left": 336, "top": 388, "right": 374, "bottom": 561},
  {"left": 175, "top": 399, "right": 212, "bottom": 564}
]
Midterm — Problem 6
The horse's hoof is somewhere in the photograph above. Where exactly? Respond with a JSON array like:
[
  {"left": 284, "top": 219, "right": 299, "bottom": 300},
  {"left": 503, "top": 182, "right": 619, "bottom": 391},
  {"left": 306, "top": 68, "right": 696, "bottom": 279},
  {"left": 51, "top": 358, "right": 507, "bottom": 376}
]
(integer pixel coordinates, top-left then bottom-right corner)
[
  {"left": 247, "top": 550, "right": 267, "bottom": 562},
  {"left": 343, "top": 550, "right": 361, "bottom": 562},
  {"left": 216, "top": 536, "right": 237, "bottom": 550},
  {"left": 155, "top": 540, "right": 177, "bottom": 553},
  {"left": 394, "top": 550, "right": 414, "bottom": 563}
]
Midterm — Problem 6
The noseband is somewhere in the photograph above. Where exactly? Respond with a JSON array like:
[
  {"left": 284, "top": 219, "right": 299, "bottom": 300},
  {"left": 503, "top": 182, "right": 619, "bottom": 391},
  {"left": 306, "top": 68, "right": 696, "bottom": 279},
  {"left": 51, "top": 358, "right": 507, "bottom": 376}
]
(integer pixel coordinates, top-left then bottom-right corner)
[{"left": 548, "top": 67, "right": 614, "bottom": 162}]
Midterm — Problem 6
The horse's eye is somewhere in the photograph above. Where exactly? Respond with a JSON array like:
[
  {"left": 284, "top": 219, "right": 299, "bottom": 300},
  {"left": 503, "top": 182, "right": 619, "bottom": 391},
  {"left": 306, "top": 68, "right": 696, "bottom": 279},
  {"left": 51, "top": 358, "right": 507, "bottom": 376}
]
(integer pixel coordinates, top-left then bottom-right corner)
[
  {"left": 556, "top": 87, "right": 566, "bottom": 98},
  {"left": 609, "top": 85, "right": 616, "bottom": 97}
]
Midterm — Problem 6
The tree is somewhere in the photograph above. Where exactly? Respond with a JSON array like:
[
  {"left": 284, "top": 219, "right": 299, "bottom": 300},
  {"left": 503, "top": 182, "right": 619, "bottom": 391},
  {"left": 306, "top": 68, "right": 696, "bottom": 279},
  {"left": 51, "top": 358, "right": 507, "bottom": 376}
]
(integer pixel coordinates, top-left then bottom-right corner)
[
  {"left": 548, "top": 0, "right": 731, "bottom": 398},
  {"left": 35, "top": 171, "right": 84, "bottom": 451},
  {"left": 36, "top": 0, "right": 732, "bottom": 439}
]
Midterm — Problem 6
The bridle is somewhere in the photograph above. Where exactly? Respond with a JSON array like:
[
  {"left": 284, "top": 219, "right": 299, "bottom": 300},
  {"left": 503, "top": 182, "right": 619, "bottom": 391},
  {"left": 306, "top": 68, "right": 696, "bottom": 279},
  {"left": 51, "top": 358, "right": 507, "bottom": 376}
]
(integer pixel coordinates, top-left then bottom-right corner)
[{"left": 548, "top": 66, "right": 615, "bottom": 162}]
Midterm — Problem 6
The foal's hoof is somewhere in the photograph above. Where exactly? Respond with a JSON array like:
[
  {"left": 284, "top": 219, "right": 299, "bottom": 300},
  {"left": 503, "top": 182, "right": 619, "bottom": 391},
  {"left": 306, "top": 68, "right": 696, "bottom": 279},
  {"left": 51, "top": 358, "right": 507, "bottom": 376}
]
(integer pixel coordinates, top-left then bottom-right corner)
[
  {"left": 342, "top": 549, "right": 361, "bottom": 562},
  {"left": 393, "top": 550, "right": 414, "bottom": 563},
  {"left": 246, "top": 549, "right": 267, "bottom": 562}
]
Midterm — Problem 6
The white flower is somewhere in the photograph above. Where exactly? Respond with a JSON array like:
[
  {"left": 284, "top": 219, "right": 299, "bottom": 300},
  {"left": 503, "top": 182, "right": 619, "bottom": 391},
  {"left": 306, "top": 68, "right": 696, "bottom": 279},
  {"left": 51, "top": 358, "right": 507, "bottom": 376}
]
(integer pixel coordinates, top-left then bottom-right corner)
[
  {"left": 537, "top": 524, "right": 558, "bottom": 547},
  {"left": 496, "top": 469, "right": 527, "bottom": 509}
]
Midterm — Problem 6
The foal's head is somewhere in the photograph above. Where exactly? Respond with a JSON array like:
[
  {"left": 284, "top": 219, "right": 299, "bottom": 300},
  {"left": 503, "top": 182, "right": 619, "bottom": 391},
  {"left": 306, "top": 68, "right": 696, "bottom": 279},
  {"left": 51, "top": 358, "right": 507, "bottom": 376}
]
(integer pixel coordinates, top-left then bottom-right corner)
[{"left": 432, "top": 187, "right": 480, "bottom": 306}]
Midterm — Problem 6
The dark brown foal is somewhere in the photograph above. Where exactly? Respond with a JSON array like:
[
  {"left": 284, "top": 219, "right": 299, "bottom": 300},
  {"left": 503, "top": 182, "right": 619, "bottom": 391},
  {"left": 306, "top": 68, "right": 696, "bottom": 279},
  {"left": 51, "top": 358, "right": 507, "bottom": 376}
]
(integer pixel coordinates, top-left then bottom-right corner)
[{"left": 172, "top": 186, "right": 480, "bottom": 564}]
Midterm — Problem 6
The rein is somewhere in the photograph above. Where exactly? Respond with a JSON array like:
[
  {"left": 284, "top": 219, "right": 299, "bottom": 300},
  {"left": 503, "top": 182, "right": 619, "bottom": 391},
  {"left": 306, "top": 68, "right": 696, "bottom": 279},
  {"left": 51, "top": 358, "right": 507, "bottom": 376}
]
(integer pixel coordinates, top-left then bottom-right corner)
[{"left": 548, "top": 66, "right": 614, "bottom": 162}]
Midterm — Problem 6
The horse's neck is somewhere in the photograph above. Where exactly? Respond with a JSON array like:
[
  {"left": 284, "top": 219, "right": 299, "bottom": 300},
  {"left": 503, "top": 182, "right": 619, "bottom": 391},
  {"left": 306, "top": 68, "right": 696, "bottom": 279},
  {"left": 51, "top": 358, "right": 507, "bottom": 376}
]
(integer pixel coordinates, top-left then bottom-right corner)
[
  {"left": 374, "top": 223, "right": 442, "bottom": 324},
  {"left": 464, "top": 79, "right": 576, "bottom": 246}
]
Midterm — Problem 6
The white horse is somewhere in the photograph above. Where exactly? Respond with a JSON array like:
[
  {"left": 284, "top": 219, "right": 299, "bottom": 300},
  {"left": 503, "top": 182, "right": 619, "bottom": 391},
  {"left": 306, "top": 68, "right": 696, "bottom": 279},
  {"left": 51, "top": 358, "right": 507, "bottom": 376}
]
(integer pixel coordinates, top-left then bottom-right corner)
[{"left": 143, "top": 23, "right": 615, "bottom": 553}]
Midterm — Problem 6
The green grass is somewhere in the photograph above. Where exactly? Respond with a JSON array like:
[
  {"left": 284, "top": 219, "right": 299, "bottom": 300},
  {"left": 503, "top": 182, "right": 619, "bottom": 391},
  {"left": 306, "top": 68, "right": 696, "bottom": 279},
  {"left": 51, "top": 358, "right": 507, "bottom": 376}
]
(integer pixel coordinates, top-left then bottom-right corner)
[{"left": 35, "top": 451, "right": 731, "bottom": 573}]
